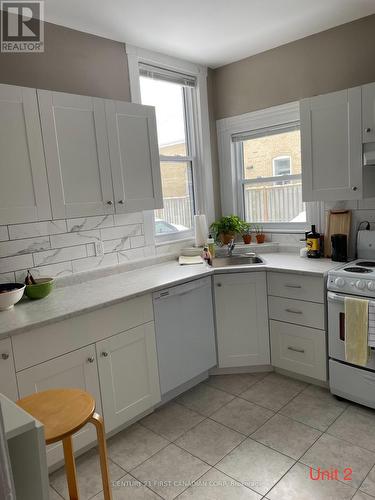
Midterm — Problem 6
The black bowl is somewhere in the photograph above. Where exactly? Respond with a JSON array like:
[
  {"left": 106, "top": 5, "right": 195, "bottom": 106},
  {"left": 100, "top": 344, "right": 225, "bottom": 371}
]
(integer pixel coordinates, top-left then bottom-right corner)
[{"left": 0, "top": 283, "right": 25, "bottom": 292}]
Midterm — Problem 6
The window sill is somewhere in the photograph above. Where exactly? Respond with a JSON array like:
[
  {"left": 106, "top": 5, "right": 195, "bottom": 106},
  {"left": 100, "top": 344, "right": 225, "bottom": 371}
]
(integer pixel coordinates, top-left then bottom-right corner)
[{"left": 155, "top": 236, "right": 195, "bottom": 247}]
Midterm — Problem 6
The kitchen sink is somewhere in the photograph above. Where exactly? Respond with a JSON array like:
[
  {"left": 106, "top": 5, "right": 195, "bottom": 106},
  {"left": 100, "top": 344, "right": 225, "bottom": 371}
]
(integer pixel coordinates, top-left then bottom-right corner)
[{"left": 210, "top": 255, "right": 264, "bottom": 267}]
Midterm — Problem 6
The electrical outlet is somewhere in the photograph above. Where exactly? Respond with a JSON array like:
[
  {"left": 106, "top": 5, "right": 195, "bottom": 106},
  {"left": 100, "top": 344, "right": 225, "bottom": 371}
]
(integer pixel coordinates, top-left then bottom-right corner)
[{"left": 95, "top": 241, "right": 104, "bottom": 257}]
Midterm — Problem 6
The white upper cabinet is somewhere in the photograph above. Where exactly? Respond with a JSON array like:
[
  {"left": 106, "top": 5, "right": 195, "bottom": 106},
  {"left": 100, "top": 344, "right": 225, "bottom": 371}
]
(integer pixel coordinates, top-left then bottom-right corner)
[
  {"left": 0, "top": 84, "right": 51, "bottom": 225},
  {"left": 38, "top": 90, "right": 115, "bottom": 219},
  {"left": 362, "top": 82, "right": 375, "bottom": 143},
  {"left": 214, "top": 272, "right": 270, "bottom": 368},
  {"left": 301, "top": 88, "right": 363, "bottom": 202},
  {"left": 105, "top": 100, "right": 163, "bottom": 213}
]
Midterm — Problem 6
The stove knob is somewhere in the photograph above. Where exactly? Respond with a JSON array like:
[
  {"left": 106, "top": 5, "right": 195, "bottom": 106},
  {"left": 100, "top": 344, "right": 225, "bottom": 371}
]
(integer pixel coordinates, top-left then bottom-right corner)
[
  {"left": 368, "top": 281, "right": 375, "bottom": 291},
  {"left": 334, "top": 277, "right": 345, "bottom": 288},
  {"left": 356, "top": 280, "right": 366, "bottom": 290}
]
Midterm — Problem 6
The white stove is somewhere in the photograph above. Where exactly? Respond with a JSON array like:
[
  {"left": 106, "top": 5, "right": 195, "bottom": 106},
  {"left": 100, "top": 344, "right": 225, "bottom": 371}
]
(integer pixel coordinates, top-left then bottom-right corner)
[
  {"left": 327, "top": 259, "right": 375, "bottom": 297},
  {"left": 327, "top": 230, "right": 375, "bottom": 409}
]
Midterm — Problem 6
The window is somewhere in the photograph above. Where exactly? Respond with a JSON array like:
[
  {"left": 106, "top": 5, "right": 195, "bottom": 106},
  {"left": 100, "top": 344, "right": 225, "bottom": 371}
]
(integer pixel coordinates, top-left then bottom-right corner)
[
  {"left": 139, "top": 65, "right": 197, "bottom": 238},
  {"left": 273, "top": 156, "right": 291, "bottom": 177},
  {"left": 234, "top": 124, "right": 306, "bottom": 226}
]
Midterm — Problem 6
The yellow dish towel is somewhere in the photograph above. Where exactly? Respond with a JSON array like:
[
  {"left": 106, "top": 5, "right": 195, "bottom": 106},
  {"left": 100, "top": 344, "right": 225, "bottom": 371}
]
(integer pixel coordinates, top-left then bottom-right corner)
[{"left": 345, "top": 296, "right": 369, "bottom": 367}]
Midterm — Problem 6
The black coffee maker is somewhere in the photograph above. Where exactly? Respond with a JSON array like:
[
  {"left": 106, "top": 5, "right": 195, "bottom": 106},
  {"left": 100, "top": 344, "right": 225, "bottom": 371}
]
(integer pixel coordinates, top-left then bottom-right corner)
[{"left": 331, "top": 234, "right": 347, "bottom": 262}]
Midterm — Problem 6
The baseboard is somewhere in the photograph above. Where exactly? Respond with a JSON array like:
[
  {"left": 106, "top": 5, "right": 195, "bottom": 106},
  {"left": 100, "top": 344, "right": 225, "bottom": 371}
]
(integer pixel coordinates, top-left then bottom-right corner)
[
  {"left": 209, "top": 365, "right": 273, "bottom": 375},
  {"left": 274, "top": 367, "right": 328, "bottom": 387}
]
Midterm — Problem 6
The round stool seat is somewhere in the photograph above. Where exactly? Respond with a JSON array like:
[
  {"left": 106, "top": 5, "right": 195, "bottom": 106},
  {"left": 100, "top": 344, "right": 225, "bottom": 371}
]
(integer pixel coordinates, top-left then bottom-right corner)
[{"left": 17, "top": 388, "right": 95, "bottom": 444}]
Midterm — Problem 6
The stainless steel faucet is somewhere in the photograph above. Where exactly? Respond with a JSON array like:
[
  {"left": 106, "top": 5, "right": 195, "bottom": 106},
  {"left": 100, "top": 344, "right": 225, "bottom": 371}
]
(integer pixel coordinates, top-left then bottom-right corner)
[{"left": 227, "top": 238, "right": 235, "bottom": 257}]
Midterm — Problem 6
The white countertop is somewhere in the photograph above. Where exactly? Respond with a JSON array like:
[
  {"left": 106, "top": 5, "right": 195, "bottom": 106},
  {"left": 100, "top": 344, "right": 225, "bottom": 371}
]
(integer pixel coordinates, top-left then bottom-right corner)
[{"left": 0, "top": 252, "right": 340, "bottom": 339}]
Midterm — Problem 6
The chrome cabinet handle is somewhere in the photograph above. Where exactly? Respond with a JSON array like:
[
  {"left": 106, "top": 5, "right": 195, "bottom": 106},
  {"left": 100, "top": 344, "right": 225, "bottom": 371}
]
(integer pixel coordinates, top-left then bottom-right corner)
[
  {"left": 118, "top": 200, "right": 124, "bottom": 204},
  {"left": 87, "top": 356, "right": 95, "bottom": 363},
  {"left": 1, "top": 353, "right": 9, "bottom": 360},
  {"left": 285, "top": 284, "right": 302, "bottom": 289},
  {"left": 101, "top": 351, "right": 109, "bottom": 357},
  {"left": 217, "top": 283, "right": 222, "bottom": 287},
  {"left": 285, "top": 308, "right": 303, "bottom": 314},
  {"left": 365, "top": 128, "right": 372, "bottom": 133},
  {"left": 107, "top": 200, "right": 113, "bottom": 205},
  {"left": 352, "top": 186, "right": 358, "bottom": 191},
  {"left": 287, "top": 346, "right": 305, "bottom": 354}
]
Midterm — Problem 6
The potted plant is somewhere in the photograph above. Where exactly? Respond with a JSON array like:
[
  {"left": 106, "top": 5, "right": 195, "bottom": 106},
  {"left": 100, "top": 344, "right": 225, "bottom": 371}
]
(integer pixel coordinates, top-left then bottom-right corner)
[
  {"left": 210, "top": 215, "right": 244, "bottom": 245},
  {"left": 241, "top": 222, "right": 253, "bottom": 244},
  {"left": 254, "top": 224, "right": 266, "bottom": 244}
]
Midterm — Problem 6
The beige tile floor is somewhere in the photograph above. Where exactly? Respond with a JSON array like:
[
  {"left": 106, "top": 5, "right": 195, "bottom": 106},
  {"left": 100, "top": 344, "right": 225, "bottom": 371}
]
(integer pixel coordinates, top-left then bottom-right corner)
[{"left": 49, "top": 372, "right": 375, "bottom": 500}]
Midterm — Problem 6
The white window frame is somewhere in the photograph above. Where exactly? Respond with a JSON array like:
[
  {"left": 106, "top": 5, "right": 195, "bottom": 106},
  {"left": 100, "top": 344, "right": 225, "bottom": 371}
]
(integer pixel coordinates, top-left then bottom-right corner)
[
  {"left": 126, "top": 45, "right": 215, "bottom": 244},
  {"left": 273, "top": 155, "right": 291, "bottom": 177},
  {"left": 217, "top": 101, "right": 323, "bottom": 232}
]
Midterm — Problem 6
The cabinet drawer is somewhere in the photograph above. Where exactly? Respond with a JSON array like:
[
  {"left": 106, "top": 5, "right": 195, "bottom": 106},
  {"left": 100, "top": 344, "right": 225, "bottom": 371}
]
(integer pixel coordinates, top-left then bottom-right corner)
[
  {"left": 270, "top": 320, "right": 327, "bottom": 381},
  {"left": 13, "top": 294, "right": 153, "bottom": 371},
  {"left": 268, "top": 296, "right": 325, "bottom": 330},
  {"left": 267, "top": 272, "right": 324, "bottom": 303}
]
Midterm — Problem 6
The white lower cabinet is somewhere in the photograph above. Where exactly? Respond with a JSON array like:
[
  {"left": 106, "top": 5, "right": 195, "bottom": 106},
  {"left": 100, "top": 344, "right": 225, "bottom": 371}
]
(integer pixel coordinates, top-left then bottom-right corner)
[
  {"left": 270, "top": 320, "right": 327, "bottom": 381},
  {"left": 0, "top": 338, "right": 18, "bottom": 401},
  {"left": 96, "top": 323, "right": 161, "bottom": 432},
  {"left": 214, "top": 272, "right": 270, "bottom": 367},
  {"left": 17, "top": 345, "right": 102, "bottom": 467}
]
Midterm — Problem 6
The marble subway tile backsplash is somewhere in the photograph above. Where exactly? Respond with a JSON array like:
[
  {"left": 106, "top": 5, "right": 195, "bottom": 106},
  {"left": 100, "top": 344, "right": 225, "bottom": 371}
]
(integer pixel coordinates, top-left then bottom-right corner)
[{"left": 0, "top": 213, "right": 156, "bottom": 283}]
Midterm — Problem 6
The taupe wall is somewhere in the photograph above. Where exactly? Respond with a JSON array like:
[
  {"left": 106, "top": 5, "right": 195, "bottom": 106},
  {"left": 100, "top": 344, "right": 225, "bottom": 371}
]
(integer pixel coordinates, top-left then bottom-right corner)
[
  {"left": 0, "top": 20, "right": 131, "bottom": 100},
  {"left": 212, "top": 14, "right": 375, "bottom": 120}
]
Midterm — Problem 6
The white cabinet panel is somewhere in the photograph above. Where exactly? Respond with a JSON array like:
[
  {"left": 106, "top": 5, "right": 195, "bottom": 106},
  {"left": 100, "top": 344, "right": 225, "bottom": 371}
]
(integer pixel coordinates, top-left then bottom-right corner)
[
  {"left": 0, "top": 338, "right": 18, "bottom": 400},
  {"left": 214, "top": 272, "right": 270, "bottom": 368},
  {"left": 12, "top": 294, "right": 153, "bottom": 371},
  {"left": 96, "top": 323, "right": 161, "bottom": 432},
  {"left": 363, "top": 82, "right": 375, "bottom": 144},
  {"left": 17, "top": 345, "right": 102, "bottom": 467},
  {"left": 38, "top": 90, "right": 115, "bottom": 219},
  {"left": 301, "top": 87, "right": 367, "bottom": 201},
  {"left": 106, "top": 100, "right": 163, "bottom": 213},
  {"left": 268, "top": 296, "right": 325, "bottom": 330},
  {"left": 0, "top": 84, "right": 51, "bottom": 224},
  {"left": 270, "top": 320, "right": 327, "bottom": 381},
  {"left": 267, "top": 272, "right": 324, "bottom": 303}
]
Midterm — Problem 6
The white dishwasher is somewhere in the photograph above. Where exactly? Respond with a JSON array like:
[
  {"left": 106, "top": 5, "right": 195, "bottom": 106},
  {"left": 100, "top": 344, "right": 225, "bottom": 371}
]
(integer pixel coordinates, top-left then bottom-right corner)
[{"left": 153, "top": 276, "right": 217, "bottom": 395}]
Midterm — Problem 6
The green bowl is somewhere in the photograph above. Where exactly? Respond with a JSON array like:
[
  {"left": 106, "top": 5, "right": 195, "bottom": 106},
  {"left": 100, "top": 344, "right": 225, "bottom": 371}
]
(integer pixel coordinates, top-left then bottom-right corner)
[{"left": 25, "top": 278, "right": 54, "bottom": 300}]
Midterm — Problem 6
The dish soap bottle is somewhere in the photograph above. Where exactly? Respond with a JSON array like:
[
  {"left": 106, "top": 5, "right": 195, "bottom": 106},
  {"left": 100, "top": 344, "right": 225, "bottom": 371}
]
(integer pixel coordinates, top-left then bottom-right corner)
[
  {"left": 207, "top": 234, "right": 215, "bottom": 259},
  {"left": 306, "top": 225, "right": 321, "bottom": 258}
]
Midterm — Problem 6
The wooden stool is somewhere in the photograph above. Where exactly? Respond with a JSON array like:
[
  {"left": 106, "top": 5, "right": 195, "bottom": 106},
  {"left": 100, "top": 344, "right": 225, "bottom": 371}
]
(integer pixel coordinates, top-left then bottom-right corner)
[{"left": 17, "top": 388, "right": 112, "bottom": 500}]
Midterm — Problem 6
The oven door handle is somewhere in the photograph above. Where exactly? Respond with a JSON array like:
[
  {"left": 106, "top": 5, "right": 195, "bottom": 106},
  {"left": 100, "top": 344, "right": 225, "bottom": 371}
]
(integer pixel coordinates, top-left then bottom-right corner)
[{"left": 327, "top": 291, "right": 346, "bottom": 304}]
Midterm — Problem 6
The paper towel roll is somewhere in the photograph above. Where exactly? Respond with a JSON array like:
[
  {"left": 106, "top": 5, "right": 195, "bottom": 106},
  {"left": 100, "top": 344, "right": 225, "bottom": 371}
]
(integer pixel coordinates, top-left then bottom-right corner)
[{"left": 194, "top": 214, "right": 208, "bottom": 247}]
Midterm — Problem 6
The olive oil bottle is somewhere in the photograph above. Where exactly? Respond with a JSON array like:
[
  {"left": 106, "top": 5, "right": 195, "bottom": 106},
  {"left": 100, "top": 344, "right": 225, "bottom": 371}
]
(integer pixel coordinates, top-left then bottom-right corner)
[{"left": 306, "top": 225, "right": 321, "bottom": 258}]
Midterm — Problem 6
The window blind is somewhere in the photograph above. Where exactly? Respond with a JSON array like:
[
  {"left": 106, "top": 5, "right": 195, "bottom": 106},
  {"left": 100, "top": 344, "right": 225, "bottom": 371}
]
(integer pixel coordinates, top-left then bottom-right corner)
[
  {"left": 139, "top": 63, "right": 196, "bottom": 87},
  {"left": 232, "top": 121, "right": 300, "bottom": 143}
]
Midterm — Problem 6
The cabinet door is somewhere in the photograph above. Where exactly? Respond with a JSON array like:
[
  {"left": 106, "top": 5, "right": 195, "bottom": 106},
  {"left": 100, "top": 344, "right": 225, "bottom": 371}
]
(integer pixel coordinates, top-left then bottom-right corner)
[
  {"left": 105, "top": 100, "right": 163, "bottom": 213},
  {"left": 0, "top": 338, "right": 18, "bottom": 400},
  {"left": 17, "top": 345, "right": 102, "bottom": 467},
  {"left": 214, "top": 272, "right": 270, "bottom": 368},
  {"left": 363, "top": 82, "right": 375, "bottom": 143},
  {"left": 0, "top": 84, "right": 51, "bottom": 224},
  {"left": 301, "top": 87, "right": 362, "bottom": 201},
  {"left": 38, "top": 90, "right": 115, "bottom": 219},
  {"left": 96, "top": 323, "right": 161, "bottom": 432}
]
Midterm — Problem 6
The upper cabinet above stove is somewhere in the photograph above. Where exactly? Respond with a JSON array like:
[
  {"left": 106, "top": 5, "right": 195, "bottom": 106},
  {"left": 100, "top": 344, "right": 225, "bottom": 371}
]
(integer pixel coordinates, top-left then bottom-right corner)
[{"left": 300, "top": 84, "right": 375, "bottom": 202}]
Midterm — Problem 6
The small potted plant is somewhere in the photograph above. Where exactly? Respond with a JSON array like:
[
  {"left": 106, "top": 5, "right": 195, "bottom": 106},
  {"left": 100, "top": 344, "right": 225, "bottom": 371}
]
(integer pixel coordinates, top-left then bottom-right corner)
[
  {"left": 254, "top": 224, "right": 266, "bottom": 244},
  {"left": 209, "top": 215, "right": 244, "bottom": 245},
  {"left": 241, "top": 222, "right": 253, "bottom": 244}
]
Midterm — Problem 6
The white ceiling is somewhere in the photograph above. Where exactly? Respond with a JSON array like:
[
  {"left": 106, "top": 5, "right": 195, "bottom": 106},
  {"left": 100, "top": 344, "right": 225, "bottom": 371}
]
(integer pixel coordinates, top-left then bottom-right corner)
[{"left": 44, "top": 0, "right": 375, "bottom": 67}]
